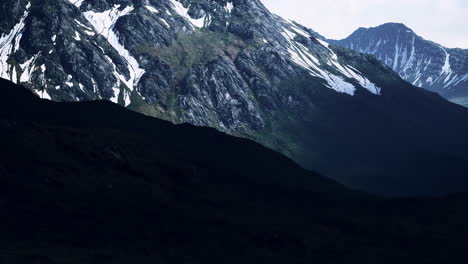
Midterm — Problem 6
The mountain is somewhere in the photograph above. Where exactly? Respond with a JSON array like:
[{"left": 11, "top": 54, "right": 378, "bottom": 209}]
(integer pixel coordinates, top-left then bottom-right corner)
[
  {"left": 331, "top": 23, "right": 468, "bottom": 107},
  {"left": 0, "top": 0, "right": 383, "bottom": 115},
  {"left": 2, "top": 0, "right": 468, "bottom": 196},
  {"left": 2, "top": 79, "right": 468, "bottom": 263}
]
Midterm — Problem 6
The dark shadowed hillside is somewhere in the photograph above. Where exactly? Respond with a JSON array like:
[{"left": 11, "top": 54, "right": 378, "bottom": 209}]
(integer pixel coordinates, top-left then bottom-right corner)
[
  {"left": 1, "top": 79, "right": 468, "bottom": 264},
  {"left": 2, "top": 0, "right": 468, "bottom": 196}
]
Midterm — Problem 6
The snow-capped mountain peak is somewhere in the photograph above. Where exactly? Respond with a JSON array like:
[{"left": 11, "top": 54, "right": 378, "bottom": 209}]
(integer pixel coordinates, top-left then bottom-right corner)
[{"left": 332, "top": 23, "right": 468, "bottom": 106}]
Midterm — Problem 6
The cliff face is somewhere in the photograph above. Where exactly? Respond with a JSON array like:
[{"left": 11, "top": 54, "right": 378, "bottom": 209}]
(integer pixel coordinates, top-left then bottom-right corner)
[{"left": 0, "top": 0, "right": 386, "bottom": 129}]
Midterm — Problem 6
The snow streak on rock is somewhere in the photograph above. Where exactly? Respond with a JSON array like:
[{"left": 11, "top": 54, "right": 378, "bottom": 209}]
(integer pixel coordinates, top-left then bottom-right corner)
[
  {"left": 83, "top": 4, "right": 145, "bottom": 105},
  {"left": 170, "top": 0, "right": 206, "bottom": 28},
  {"left": 19, "top": 53, "right": 39, "bottom": 83},
  {"left": 0, "top": 3, "right": 31, "bottom": 82},
  {"left": 67, "top": 0, "right": 84, "bottom": 8},
  {"left": 225, "top": 2, "right": 234, "bottom": 14},
  {"left": 145, "top": 5, "right": 159, "bottom": 14},
  {"left": 281, "top": 21, "right": 381, "bottom": 95}
]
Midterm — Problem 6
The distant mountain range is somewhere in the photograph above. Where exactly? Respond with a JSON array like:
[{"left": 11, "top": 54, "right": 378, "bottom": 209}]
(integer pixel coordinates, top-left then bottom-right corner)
[
  {"left": 331, "top": 23, "right": 468, "bottom": 107},
  {"left": 1, "top": 0, "right": 468, "bottom": 196},
  {"left": 2, "top": 79, "right": 468, "bottom": 263}
]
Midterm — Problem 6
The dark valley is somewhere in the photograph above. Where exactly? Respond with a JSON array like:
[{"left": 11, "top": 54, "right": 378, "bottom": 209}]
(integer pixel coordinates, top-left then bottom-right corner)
[{"left": 1, "top": 79, "right": 468, "bottom": 263}]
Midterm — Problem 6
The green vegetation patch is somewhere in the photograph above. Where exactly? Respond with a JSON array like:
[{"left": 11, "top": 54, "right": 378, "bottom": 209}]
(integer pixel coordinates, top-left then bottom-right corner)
[{"left": 140, "top": 30, "right": 246, "bottom": 78}]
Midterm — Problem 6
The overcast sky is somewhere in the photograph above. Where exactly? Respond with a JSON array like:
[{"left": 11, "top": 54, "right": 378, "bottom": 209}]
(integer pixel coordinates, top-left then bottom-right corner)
[{"left": 261, "top": 0, "right": 468, "bottom": 49}]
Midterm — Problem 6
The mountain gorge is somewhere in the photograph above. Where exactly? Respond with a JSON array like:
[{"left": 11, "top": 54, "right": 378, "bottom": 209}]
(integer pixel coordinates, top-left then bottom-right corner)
[
  {"left": 332, "top": 23, "right": 468, "bottom": 106},
  {"left": 1, "top": 0, "right": 468, "bottom": 195}
]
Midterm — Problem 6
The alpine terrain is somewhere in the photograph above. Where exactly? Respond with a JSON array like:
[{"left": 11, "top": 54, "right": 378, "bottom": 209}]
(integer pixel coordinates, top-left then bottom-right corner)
[
  {"left": 331, "top": 23, "right": 468, "bottom": 106},
  {"left": 2, "top": 78, "right": 468, "bottom": 263},
  {"left": 1, "top": 0, "right": 468, "bottom": 195}
]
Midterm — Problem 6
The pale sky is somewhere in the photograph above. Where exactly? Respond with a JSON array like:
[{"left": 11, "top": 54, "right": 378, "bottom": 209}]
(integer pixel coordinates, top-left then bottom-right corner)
[{"left": 261, "top": 0, "right": 468, "bottom": 49}]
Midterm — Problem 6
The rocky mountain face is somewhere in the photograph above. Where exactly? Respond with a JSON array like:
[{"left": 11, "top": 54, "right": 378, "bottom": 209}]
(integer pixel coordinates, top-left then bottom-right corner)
[
  {"left": 1, "top": 0, "right": 382, "bottom": 128},
  {"left": 331, "top": 23, "right": 468, "bottom": 106},
  {"left": 1, "top": 0, "right": 468, "bottom": 195}
]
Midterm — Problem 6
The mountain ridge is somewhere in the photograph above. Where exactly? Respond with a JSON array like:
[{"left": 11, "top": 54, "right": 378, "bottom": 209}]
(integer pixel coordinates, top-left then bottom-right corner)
[
  {"left": 331, "top": 22, "right": 468, "bottom": 106},
  {"left": 2, "top": 0, "right": 468, "bottom": 195}
]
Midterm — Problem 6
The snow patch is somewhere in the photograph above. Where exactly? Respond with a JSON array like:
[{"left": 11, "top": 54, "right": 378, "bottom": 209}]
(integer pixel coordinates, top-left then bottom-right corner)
[
  {"left": 145, "top": 5, "right": 159, "bottom": 14},
  {"left": 74, "top": 19, "right": 96, "bottom": 36},
  {"left": 40, "top": 89, "right": 51, "bottom": 100},
  {"left": 316, "top": 38, "right": 330, "bottom": 48},
  {"left": 83, "top": 30, "right": 96, "bottom": 36},
  {"left": 83, "top": 4, "right": 145, "bottom": 103},
  {"left": 0, "top": 2, "right": 31, "bottom": 82},
  {"left": 123, "top": 90, "right": 131, "bottom": 106},
  {"left": 78, "top": 83, "right": 85, "bottom": 92},
  {"left": 225, "top": 2, "right": 234, "bottom": 14},
  {"left": 67, "top": 0, "right": 84, "bottom": 8},
  {"left": 286, "top": 20, "right": 311, "bottom": 39},
  {"left": 74, "top": 19, "right": 92, "bottom": 30},
  {"left": 19, "top": 53, "right": 39, "bottom": 83},
  {"left": 392, "top": 31, "right": 400, "bottom": 70},
  {"left": 281, "top": 24, "right": 381, "bottom": 95},
  {"left": 73, "top": 31, "right": 81, "bottom": 41},
  {"left": 440, "top": 47, "right": 451, "bottom": 76},
  {"left": 170, "top": 0, "right": 206, "bottom": 28},
  {"left": 65, "top": 75, "right": 74, "bottom": 87},
  {"left": 104, "top": 55, "right": 123, "bottom": 104},
  {"left": 159, "top": 18, "right": 170, "bottom": 28},
  {"left": 328, "top": 53, "right": 381, "bottom": 95}
]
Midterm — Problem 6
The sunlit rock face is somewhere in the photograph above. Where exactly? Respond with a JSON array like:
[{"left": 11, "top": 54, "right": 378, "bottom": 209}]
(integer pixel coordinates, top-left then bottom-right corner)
[{"left": 0, "top": 0, "right": 385, "bottom": 130}]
